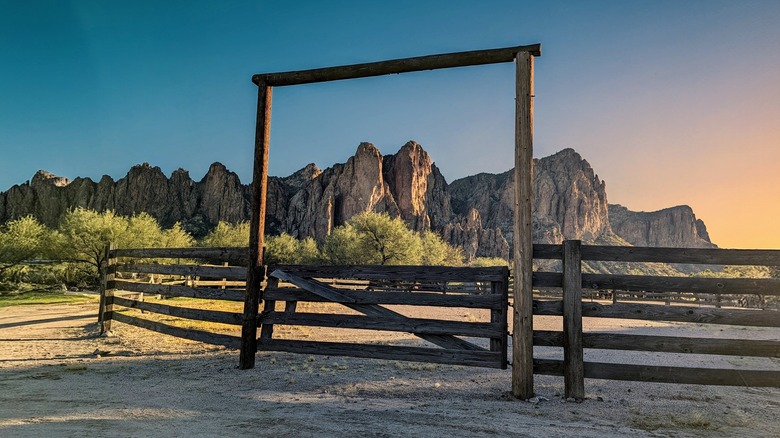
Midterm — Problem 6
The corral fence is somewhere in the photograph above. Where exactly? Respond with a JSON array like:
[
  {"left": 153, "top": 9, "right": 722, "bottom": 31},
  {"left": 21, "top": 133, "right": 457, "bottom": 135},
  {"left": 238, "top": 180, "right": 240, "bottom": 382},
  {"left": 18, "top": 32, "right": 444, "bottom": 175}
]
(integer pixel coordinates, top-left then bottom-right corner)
[
  {"left": 99, "top": 245, "right": 249, "bottom": 348},
  {"left": 532, "top": 241, "right": 780, "bottom": 399},
  {"left": 258, "top": 265, "right": 509, "bottom": 369},
  {"left": 98, "top": 243, "right": 780, "bottom": 394}
]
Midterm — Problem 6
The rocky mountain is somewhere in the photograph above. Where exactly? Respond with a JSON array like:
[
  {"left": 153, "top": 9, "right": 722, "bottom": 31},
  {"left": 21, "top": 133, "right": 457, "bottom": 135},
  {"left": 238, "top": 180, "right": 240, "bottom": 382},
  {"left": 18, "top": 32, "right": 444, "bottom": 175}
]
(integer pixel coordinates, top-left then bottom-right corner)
[{"left": 0, "top": 142, "right": 716, "bottom": 259}]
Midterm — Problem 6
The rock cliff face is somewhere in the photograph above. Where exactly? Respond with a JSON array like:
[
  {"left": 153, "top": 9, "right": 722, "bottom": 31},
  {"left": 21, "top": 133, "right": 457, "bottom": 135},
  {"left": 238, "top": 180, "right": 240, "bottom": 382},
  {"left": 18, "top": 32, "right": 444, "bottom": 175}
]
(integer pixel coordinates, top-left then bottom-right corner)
[
  {"left": 0, "top": 162, "right": 250, "bottom": 236},
  {"left": 449, "top": 148, "right": 612, "bottom": 246},
  {"left": 608, "top": 204, "right": 716, "bottom": 248},
  {"left": 0, "top": 142, "right": 715, "bottom": 254}
]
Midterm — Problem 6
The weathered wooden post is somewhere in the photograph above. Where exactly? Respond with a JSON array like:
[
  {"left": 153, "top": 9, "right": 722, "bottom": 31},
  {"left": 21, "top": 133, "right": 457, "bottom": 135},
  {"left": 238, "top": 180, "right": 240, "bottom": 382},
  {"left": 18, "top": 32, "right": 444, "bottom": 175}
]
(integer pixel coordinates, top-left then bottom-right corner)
[
  {"left": 512, "top": 50, "right": 535, "bottom": 400},
  {"left": 98, "top": 242, "right": 116, "bottom": 334},
  {"left": 240, "top": 81, "right": 272, "bottom": 370},
  {"left": 563, "top": 240, "right": 585, "bottom": 400}
]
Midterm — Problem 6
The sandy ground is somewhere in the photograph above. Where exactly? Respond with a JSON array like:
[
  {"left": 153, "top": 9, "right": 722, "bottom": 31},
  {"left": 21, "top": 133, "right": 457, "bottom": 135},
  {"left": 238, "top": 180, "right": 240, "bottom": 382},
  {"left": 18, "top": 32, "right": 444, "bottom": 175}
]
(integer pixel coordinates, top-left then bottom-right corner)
[{"left": 1, "top": 302, "right": 778, "bottom": 437}]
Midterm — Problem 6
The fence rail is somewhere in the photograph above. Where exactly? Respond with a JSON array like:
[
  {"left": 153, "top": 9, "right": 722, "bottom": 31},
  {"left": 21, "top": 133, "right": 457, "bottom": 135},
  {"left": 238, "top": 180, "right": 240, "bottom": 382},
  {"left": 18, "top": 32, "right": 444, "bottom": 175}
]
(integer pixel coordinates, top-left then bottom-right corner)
[
  {"left": 100, "top": 246, "right": 245, "bottom": 347},
  {"left": 257, "top": 264, "right": 509, "bottom": 369},
  {"left": 531, "top": 241, "right": 780, "bottom": 399}
]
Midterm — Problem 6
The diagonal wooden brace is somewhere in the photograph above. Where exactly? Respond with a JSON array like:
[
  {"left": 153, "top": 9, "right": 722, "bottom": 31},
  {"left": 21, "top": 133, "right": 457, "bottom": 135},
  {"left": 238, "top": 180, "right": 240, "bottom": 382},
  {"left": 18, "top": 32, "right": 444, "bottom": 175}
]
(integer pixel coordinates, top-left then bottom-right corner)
[{"left": 269, "top": 270, "right": 485, "bottom": 351}]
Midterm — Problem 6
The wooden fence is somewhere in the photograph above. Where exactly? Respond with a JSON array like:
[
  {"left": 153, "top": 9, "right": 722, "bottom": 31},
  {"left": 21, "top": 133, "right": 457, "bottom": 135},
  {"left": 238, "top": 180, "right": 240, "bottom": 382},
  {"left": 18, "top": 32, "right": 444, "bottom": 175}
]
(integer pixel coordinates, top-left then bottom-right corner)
[
  {"left": 99, "top": 246, "right": 248, "bottom": 349},
  {"left": 531, "top": 241, "right": 780, "bottom": 399},
  {"left": 257, "top": 265, "right": 510, "bottom": 369}
]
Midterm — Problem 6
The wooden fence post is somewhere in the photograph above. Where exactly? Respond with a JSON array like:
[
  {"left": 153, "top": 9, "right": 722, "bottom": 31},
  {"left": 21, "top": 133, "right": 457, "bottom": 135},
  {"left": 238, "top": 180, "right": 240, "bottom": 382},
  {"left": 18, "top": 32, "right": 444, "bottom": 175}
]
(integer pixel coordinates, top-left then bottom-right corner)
[
  {"left": 240, "top": 81, "right": 272, "bottom": 370},
  {"left": 562, "top": 240, "right": 585, "bottom": 400},
  {"left": 512, "top": 50, "right": 535, "bottom": 400},
  {"left": 98, "top": 242, "right": 116, "bottom": 334}
]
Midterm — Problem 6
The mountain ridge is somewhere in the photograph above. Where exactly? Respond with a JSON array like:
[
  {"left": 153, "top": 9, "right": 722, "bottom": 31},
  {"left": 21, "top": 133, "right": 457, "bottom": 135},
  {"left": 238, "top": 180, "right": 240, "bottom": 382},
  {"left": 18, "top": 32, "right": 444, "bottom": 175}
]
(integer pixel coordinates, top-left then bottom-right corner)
[{"left": 0, "top": 142, "right": 715, "bottom": 258}]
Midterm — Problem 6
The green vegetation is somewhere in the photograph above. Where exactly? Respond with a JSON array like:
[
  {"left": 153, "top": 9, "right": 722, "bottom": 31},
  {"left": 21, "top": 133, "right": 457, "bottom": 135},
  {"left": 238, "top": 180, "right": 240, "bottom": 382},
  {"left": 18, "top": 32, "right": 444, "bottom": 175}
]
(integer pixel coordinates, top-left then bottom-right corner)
[
  {"left": 0, "top": 289, "right": 97, "bottom": 308},
  {"left": 0, "top": 209, "right": 495, "bottom": 296}
]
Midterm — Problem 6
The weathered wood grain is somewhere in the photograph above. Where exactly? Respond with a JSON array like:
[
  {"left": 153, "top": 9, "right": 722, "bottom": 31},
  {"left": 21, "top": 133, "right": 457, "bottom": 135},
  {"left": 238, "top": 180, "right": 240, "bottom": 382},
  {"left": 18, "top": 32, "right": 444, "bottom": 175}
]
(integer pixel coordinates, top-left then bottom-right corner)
[
  {"left": 113, "top": 296, "right": 243, "bottom": 325},
  {"left": 262, "top": 287, "right": 504, "bottom": 309},
  {"left": 534, "top": 330, "right": 780, "bottom": 357},
  {"left": 257, "top": 339, "right": 504, "bottom": 368},
  {"left": 115, "top": 263, "right": 246, "bottom": 280},
  {"left": 112, "top": 280, "right": 245, "bottom": 301},
  {"left": 581, "top": 245, "right": 780, "bottom": 266},
  {"left": 259, "top": 311, "right": 502, "bottom": 338},
  {"left": 534, "top": 359, "right": 780, "bottom": 387},
  {"left": 111, "top": 247, "right": 248, "bottom": 264},
  {"left": 562, "top": 240, "right": 584, "bottom": 399},
  {"left": 253, "top": 44, "right": 541, "bottom": 86},
  {"left": 269, "top": 265, "right": 508, "bottom": 282},
  {"left": 512, "top": 50, "right": 535, "bottom": 400},
  {"left": 533, "top": 300, "right": 780, "bottom": 327},
  {"left": 111, "top": 312, "right": 240, "bottom": 348}
]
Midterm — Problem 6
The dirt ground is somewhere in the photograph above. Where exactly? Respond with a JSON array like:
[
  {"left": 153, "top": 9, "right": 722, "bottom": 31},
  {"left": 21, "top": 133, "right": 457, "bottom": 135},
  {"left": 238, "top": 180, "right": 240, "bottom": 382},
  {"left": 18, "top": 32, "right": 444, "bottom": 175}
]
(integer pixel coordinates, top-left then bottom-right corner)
[{"left": 1, "top": 302, "right": 778, "bottom": 437}]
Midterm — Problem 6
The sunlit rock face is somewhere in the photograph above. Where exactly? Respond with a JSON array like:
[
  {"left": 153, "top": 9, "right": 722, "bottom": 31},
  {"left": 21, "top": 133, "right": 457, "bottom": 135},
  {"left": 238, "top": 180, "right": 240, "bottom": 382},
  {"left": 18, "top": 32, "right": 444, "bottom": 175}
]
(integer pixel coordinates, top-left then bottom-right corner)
[
  {"left": 1, "top": 143, "right": 714, "bottom": 255},
  {"left": 608, "top": 204, "right": 716, "bottom": 248}
]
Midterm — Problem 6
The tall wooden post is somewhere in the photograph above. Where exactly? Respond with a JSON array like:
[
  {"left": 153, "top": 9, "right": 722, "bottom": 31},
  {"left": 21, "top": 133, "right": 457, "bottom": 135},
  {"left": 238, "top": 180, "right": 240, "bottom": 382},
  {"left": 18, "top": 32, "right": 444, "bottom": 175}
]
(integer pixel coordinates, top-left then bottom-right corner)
[
  {"left": 239, "top": 81, "right": 273, "bottom": 369},
  {"left": 98, "top": 242, "right": 115, "bottom": 334},
  {"left": 512, "top": 51, "right": 535, "bottom": 399},
  {"left": 563, "top": 240, "right": 585, "bottom": 400}
]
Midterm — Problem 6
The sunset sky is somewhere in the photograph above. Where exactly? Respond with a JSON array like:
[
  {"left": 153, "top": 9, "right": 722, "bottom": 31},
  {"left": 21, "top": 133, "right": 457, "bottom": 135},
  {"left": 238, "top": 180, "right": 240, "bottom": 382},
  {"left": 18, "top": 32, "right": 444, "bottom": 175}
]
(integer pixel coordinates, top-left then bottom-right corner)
[{"left": 2, "top": 1, "right": 779, "bottom": 249}]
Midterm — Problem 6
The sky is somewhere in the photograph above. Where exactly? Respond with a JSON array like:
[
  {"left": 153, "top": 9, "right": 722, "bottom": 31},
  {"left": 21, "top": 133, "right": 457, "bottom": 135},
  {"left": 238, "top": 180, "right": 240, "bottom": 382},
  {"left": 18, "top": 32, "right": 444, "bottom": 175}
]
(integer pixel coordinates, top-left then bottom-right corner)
[{"left": 1, "top": 0, "right": 779, "bottom": 249}]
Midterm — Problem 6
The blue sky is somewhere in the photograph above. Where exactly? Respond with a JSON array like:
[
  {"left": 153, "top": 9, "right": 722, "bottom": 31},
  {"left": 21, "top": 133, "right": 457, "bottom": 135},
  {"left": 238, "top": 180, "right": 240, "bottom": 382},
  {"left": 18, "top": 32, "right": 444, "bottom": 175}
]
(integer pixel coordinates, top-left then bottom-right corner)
[{"left": 2, "top": 1, "right": 780, "bottom": 248}]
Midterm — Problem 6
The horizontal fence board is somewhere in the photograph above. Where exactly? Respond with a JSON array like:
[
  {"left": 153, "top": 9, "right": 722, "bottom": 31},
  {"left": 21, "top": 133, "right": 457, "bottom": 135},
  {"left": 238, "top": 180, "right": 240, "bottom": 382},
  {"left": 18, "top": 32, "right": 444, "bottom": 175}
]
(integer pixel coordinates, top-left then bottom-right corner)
[
  {"left": 110, "top": 312, "right": 240, "bottom": 348},
  {"left": 113, "top": 296, "right": 243, "bottom": 326},
  {"left": 263, "top": 287, "right": 504, "bottom": 309},
  {"left": 580, "top": 245, "right": 780, "bottom": 266},
  {"left": 112, "top": 280, "right": 245, "bottom": 301},
  {"left": 257, "top": 339, "right": 503, "bottom": 368},
  {"left": 116, "top": 263, "right": 247, "bottom": 280},
  {"left": 533, "top": 244, "right": 563, "bottom": 260},
  {"left": 260, "top": 311, "right": 503, "bottom": 338},
  {"left": 534, "top": 330, "right": 780, "bottom": 357},
  {"left": 269, "top": 264, "right": 509, "bottom": 282},
  {"left": 533, "top": 300, "right": 780, "bottom": 327},
  {"left": 111, "top": 247, "right": 248, "bottom": 264},
  {"left": 582, "top": 274, "right": 780, "bottom": 296},
  {"left": 534, "top": 272, "right": 780, "bottom": 296},
  {"left": 534, "top": 359, "right": 780, "bottom": 387}
]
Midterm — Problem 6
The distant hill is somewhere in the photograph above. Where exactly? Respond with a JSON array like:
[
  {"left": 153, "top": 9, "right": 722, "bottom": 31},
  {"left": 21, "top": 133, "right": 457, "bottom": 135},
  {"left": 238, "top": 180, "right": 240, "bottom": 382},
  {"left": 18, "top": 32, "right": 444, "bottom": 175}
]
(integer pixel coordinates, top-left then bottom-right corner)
[{"left": 0, "top": 141, "right": 715, "bottom": 262}]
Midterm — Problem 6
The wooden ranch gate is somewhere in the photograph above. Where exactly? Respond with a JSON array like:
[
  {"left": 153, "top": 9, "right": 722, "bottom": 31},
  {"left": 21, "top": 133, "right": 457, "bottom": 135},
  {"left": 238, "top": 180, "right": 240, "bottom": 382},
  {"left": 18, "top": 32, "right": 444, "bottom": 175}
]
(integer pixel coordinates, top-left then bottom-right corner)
[
  {"left": 99, "top": 246, "right": 248, "bottom": 348},
  {"left": 258, "top": 265, "right": 509, "bottom": 368},
  {"left": 532, "top": 240, "right": 780, "bottom": 399},
  {"left": 242, "top": 43, "right": 541, "bottom": 399}
]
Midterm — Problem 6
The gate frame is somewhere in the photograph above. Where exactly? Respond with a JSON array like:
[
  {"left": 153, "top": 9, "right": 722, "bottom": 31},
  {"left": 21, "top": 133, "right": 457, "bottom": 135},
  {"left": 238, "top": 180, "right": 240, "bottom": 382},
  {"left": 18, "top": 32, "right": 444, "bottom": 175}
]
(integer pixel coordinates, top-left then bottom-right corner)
[{"left": 241, "top": 44, "right": 541, "bottom": 400}]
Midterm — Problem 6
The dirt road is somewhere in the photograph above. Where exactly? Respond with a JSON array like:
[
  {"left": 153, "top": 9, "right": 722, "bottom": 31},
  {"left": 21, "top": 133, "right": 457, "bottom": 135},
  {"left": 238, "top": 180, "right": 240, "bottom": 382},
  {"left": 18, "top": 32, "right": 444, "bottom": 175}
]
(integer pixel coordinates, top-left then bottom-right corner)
[{"left": 1, "top": 302, "right": 778, "bottom": 437}]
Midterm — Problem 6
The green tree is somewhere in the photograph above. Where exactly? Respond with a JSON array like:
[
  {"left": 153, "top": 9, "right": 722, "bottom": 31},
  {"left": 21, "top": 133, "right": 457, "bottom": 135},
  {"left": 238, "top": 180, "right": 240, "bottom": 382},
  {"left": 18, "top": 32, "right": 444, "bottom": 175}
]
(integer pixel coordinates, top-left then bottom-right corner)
[
  {"left": 200, "top": 221, "right": 250, "bottom": 247},
  {"left": 0, "top": 216, "right": 50, "bottom": 272},
  {"left": 265, "top": 233, "right": 300, "bottom": 264},
  {"left": 57, "top": 209, "right": 130, "bottom": 284},
  {"left": 420, "top": 231, "right": 464, "bottom": 266},
  {"left": 470, "top": 257, "right": 510, "bottom": 267},
  {"left": 322, "top": 212, "right": 422, "bottom": 265},
  {"left": 321, "top": 224, "right": 366, "bottom": 265},
  {"left": 298, "top": 237, "right": 321, "bottom": 265},
  {"left": 161, "top": 222, "right": 195, "bottom": 248}
]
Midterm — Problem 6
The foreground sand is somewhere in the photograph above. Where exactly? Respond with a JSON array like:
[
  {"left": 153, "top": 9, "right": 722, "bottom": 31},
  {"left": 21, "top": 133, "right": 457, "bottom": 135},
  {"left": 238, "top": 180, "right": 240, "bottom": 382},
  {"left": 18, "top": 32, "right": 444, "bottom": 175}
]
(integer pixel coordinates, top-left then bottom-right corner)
[{"left": 1, "top": 302, "right": 778, "bottom": 437}]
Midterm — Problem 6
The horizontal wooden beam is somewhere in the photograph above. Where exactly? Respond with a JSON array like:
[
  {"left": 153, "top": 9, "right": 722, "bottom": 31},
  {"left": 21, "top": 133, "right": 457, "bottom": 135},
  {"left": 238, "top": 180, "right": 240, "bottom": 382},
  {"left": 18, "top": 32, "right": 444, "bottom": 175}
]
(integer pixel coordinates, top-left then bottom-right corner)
[
  {"left": 263, "top": 287, "right": 504, "bottom": 309},
  {"left": 112, "top": 280, "right": 245, "bottom": 301},
  {"left": 534, "top": 330, "right": 780, "bottom": 357},
  {"left": 258, "top": 339, "right": 503, "bottom": 368},
  {"left": 116, "top": 263, "right": 247, "bottom": 280},
  {"left": 110, "top": 312, "right": 240, "bottom": 348},
  {"left": 581, "top": 245, "right": 780, "bottom": 266},
  {"left": 113, "top": 296, "right": 243, "bottom": 325},
  {"left": 269, "top": 264, "right": 509, "bottom": 282},
  {"left": 253, "top": 44, "right": 541, "bottom": 86},
  {"left": 533, "top": 300, "right": 780, "bottom": 327},
  {"left": 111, "top": 247, "right": 248, "bottom": 264},
  {"left": 534, "top": 359, "right": 780, "bottom": 387},
  {"left": 260, "top": 311, "right": 502, "bottom": 338}
]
